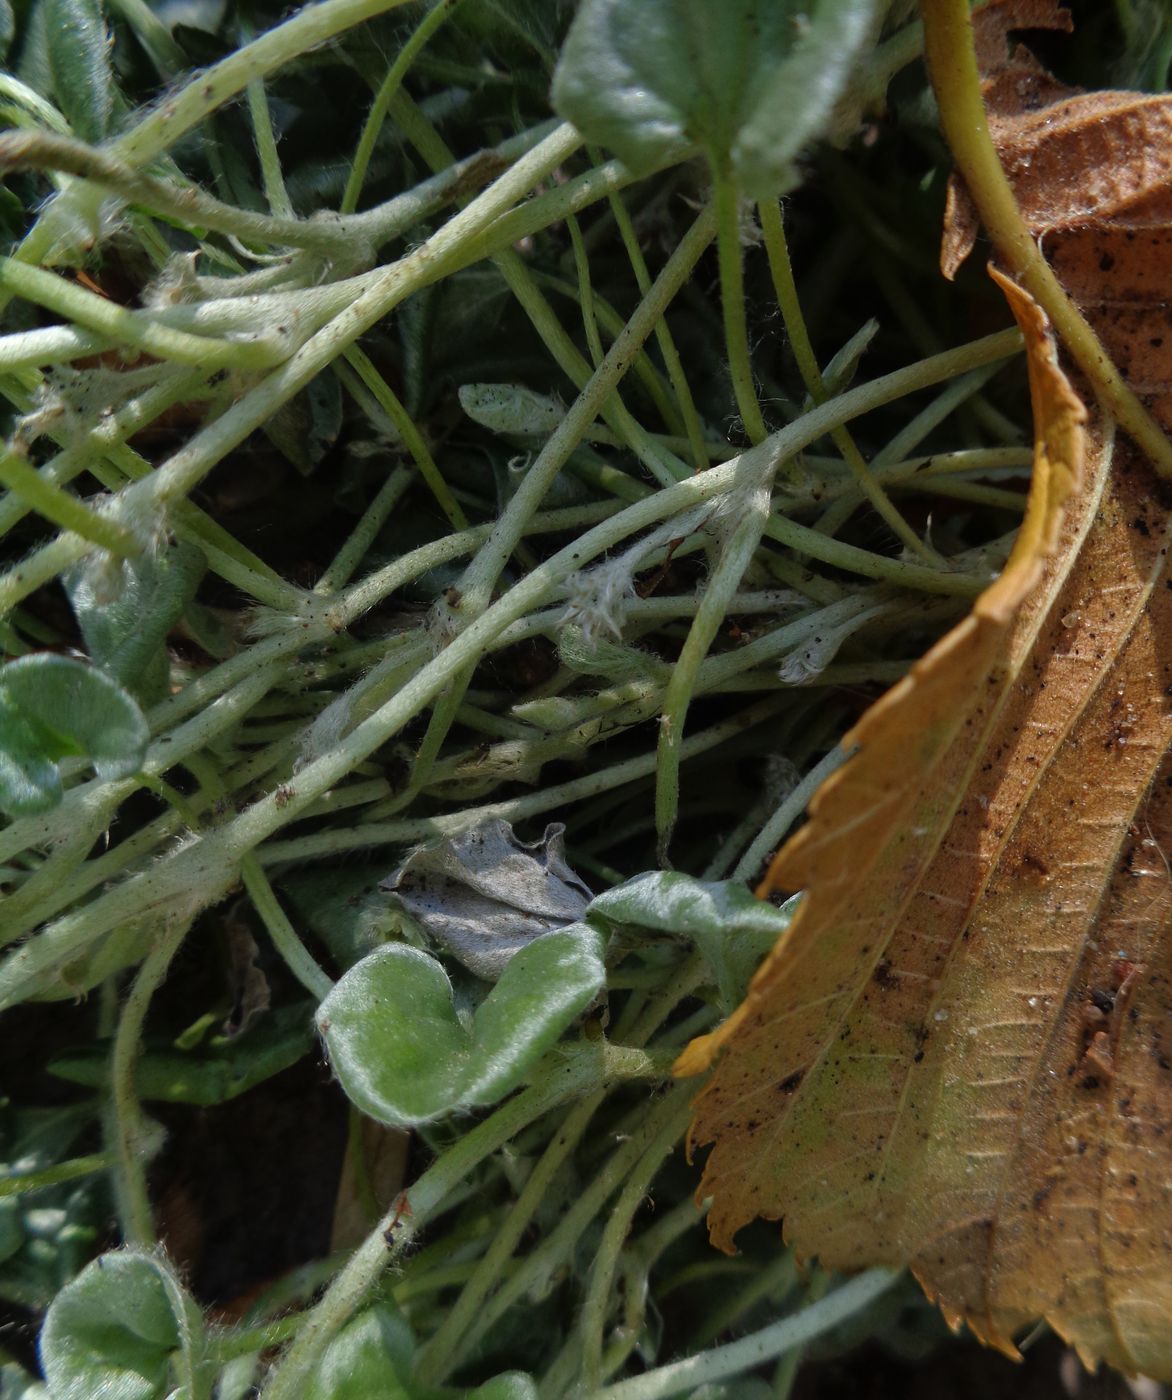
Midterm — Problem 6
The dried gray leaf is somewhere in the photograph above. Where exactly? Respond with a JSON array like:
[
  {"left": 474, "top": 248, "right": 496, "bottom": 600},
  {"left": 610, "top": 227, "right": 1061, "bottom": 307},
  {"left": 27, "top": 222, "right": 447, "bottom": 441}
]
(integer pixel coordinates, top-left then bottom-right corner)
[
  {"left": 222, "top": 903, "right": 270, "bottom": 1037},
  {"left": 380, "top": 818, "right": 593, "bottom": 980}
]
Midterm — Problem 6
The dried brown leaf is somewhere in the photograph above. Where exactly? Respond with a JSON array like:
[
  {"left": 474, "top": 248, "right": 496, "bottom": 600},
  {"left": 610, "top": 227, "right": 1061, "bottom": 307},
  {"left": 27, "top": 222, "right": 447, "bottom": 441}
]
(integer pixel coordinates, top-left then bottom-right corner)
[
  {"left": 942, "top": 0, "right": 1172, "bottom": 279},
  {"left": 680, "top": 6, "right": 1172, "bottom": 1375}
]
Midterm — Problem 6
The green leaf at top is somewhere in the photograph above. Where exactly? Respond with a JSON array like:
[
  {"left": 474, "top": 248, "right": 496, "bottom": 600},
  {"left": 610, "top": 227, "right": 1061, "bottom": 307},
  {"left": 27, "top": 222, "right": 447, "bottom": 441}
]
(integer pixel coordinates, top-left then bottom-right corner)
[
  {"left": 45, "top": 0, "right": 116, "bottom": 142},
  {"left": 551, "top": 0, "right": 887, "bottom": 196},
  {"left": 0, "top": 654, "right": 149, "bottom": 817},
  {"left": 317, "top": 924, "right": 605, "bottom": 1127}
]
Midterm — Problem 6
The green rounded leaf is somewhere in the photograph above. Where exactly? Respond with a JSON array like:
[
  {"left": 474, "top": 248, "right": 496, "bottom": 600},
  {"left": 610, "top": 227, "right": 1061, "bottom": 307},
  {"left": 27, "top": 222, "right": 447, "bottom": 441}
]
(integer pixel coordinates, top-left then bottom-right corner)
[
  {"left": 305, "top": 1304, "right": 415, "bottom": 1400},
  {"left": 38, "top": 1251, "right": 206, "bottom": 1400},
  {"left": 319, "top": 944, "right": 469, "bottom": 1124},
  {"left": 64, "top": 543, "right": 205, "bottom": 705},
  {"left": 0, "top": 655, "right": 149, "bottom": 816},
  {"left": 551, "top": 0, "right": 886, "bottom": 196},
  {"left": 0, "top": 694, "right": 64, "bottom": 817},
  {"left": 462, "top": 925, "right": 605, "bottom": 1108},
  {"left": 587, "top": 872, "right": 798, "bottom": 1011},
  {"left": 318, "top": 925, "right": 605, "bottom": 1126}
]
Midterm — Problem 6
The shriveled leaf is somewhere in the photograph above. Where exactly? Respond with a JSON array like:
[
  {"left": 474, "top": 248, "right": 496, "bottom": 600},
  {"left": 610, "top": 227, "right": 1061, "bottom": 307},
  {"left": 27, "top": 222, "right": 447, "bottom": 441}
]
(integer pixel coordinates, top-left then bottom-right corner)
[
  {"left": 681, "top": 10, "right": 1172, "bottom": 1379},
  {"left": 941, "top": 0, "right": 1172, "bottom": 280},
  {"left": 39, "top": 1251, "right": 208, "bottom": 1400},
  {"left": 317, "top": 924, "right": 605, "bottom": 1126},
  {"left": 0, "top": 655, "right": 149, "bottom": 816},
  {"left": 381, "top": 818, "right": 592, "bottom": 981},
  {"left": 551, "top": 0, "right": 886, "bottom": 196}
]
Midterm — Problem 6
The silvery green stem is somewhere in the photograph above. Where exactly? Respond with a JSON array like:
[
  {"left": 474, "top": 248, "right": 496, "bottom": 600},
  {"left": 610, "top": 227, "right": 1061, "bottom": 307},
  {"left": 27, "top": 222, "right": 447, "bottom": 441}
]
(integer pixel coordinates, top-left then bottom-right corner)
[{"left": 594, "top": 1270, "right": 898, "bottom": 1400}]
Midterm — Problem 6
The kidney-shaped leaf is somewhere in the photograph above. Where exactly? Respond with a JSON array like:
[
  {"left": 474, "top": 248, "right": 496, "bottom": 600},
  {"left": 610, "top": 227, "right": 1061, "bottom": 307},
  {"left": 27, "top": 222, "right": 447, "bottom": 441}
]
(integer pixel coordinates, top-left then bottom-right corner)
[
  {"left": 0, "top": 695, "right": 63, "bottom": 819},
  {"left": 317, "top": 925, "right": 605, "bottom": 1126},
  {"left": 0, "top": 654, "right": 149, "bottom": 816},
  {"left": 39, "top": 1251, "right": 207, "bottom": 1400},
  {"left": 551, "top": 0, "right": 885, "bottom": 195}
]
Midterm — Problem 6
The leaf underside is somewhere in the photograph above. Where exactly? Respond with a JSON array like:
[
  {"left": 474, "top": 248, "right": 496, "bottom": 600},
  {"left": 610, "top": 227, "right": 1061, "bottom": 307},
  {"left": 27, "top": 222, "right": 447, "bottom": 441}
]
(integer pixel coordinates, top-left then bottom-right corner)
[{"left": 680, "top": 1, "right": 1172, "bottom": 1376}]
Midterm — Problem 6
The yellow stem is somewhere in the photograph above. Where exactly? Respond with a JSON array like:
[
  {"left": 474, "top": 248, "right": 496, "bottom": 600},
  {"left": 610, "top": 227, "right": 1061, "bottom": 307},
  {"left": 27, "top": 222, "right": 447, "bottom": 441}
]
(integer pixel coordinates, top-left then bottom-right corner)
[{"left": 921, "top": 0, "right": 1172, "bottom": 477}]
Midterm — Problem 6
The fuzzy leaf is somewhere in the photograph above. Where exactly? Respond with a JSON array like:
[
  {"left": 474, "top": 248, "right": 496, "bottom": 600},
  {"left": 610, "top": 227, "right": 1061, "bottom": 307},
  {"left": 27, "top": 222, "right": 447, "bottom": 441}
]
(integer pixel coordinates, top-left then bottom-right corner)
[
  {"left": 588, "top": 872, "right": 799, "bottom": 1012},
  {"left": 39, "top": 1251, "right": 208, "bottom": 1400},
  {"left": 45, "top": 0, "right": 115, "bottom": 142},
  {"left": 458, "top": 382, "right": 566, "bottom": 440},
  {"left": 317, "top": 925, "right": 605, "bottom": 1126},
  {"left": 551, "top": 0, "right": 886, "bottom": 195},
  {"left": 0, "top": 655, "right": 148, "bottom": 816},
  {"left": 64, "top": 543, "right": 205, "bottom": 705},
  {"left": 304, "top": 1304, "right": 415, "bottom": 1400}
]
